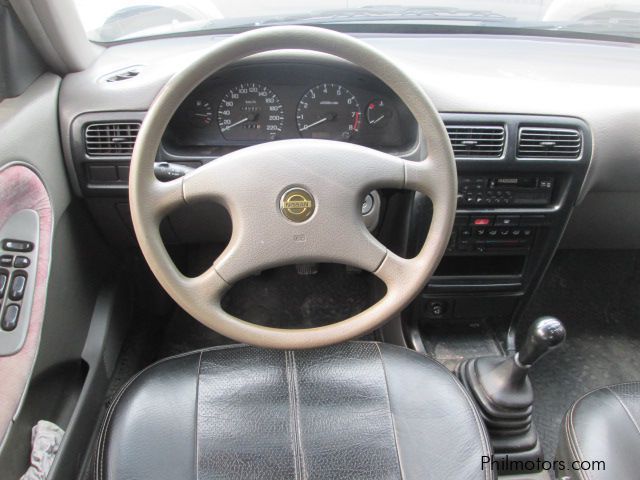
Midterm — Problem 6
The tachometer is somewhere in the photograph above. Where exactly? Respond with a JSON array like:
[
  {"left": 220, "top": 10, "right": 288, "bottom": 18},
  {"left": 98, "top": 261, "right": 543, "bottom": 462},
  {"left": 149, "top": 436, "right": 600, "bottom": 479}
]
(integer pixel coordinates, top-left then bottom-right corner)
[
  {"left": 217, "top": 83, "right": 284, "bottom": 141},
  {"left": 296, "top": 83, "right": 361, "bottom": 140}
]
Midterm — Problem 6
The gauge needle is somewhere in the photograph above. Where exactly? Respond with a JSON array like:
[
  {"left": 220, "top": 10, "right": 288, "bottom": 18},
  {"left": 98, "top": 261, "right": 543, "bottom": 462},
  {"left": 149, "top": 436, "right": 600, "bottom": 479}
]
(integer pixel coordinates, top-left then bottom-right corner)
[
  {"left": 194, "top": 113, "right": 211, "bottom": 117},
  {"left": 299, "top": 117, "right": 329, "bottom": 131},
  {"left": 370, "top": 114, "right": 385, "bottom": 125},
  {"left": 221, "top": 117, "right": 249, "bottom": 132}
]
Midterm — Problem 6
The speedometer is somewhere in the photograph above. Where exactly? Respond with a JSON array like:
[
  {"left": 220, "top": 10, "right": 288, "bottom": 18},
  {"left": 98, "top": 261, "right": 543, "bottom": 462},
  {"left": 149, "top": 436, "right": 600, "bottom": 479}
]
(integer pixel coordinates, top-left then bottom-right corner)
[
  {"left": 296, "top": 83, "right": 361, "bottom": 141},
  {"left": 217, "top": 83, "right": 284, "bottom": 142}
]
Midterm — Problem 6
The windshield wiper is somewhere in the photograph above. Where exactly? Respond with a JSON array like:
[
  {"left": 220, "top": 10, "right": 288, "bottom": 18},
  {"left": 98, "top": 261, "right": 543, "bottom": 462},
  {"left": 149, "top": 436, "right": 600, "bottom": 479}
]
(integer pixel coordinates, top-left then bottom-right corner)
[{"left": 241, "top": 6, "right": 512, "bottom": 28}]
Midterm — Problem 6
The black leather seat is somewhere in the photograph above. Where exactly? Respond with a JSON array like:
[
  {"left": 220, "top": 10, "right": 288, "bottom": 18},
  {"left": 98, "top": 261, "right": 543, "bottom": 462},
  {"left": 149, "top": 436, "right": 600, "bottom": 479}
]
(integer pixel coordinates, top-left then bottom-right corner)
[
  {"left": 557, "top": 382, "right": 640, "bottom": 479},
  {"left": 96, "top": 342, "right": 494, "bottom": 480}
]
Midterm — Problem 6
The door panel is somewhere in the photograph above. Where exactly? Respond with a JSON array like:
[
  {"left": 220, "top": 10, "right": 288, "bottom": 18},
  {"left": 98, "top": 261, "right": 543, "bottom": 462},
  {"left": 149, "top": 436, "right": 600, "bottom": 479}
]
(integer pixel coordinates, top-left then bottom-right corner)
[
  {"left": 0, "top": 70, "right": 124, "bottom": 480},
  {"left": 0, "top": 74, "right": 68, "bottom": 448},
  {"left": 0, "top": 166, "right": 53, "bottom": 442}
]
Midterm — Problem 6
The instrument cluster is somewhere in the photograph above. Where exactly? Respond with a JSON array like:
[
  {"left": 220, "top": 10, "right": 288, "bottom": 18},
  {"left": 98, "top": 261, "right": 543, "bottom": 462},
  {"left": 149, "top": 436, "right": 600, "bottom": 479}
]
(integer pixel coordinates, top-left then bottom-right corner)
[{"left": 164, "top": 63, "right": 417, "bottom": 155}]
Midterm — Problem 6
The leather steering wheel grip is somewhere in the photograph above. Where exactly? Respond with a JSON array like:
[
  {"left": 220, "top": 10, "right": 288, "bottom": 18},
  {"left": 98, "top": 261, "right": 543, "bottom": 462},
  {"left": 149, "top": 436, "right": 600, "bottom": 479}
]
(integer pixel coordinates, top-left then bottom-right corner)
[{"left": 128, "top": 25, "right": 457, "bottom": 349}]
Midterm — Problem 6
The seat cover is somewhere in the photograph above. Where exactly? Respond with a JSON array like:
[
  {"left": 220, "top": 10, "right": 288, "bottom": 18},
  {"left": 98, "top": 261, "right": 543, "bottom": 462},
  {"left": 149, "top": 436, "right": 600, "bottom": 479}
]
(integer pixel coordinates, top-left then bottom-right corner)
[
  {"left": 96, "top": 342, "right": 494, "bottom": 480},
  {"left": 557, "top": 382, "right": 640, "bottom": 480}
]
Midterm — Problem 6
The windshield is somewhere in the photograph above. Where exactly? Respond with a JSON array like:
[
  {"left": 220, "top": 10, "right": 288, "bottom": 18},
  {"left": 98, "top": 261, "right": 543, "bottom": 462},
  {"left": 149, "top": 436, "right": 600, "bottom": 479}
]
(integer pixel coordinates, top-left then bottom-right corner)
[{"left": 73, "top": 0, "right": 640, "bottom": 43}]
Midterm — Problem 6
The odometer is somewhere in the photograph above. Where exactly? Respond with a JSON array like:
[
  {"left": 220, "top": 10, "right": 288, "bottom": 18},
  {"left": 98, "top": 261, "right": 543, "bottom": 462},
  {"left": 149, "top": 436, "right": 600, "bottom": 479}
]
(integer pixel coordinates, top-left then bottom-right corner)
[
  {"left": 296, "top": 83, "right": 361, "bottom": 141},
  {"left": 217, "top": 83, "right": 284, "bottom": 141}
]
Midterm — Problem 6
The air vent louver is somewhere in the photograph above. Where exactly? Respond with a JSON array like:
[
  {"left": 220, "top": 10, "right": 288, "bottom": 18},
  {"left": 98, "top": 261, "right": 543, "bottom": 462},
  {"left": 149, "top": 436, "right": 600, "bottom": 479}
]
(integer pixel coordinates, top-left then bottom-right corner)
[
  {"left": 102, "top": 66, "right": 142, "bottom": 83},
  {"left": 85, "top": 123, "right": 140, "bottom": 156},
  {"left": 517, "top": 127, "right": 582, "bottom": 159},
  {"left": 446, "top": 125, "right": 505, "bottom": 158}
]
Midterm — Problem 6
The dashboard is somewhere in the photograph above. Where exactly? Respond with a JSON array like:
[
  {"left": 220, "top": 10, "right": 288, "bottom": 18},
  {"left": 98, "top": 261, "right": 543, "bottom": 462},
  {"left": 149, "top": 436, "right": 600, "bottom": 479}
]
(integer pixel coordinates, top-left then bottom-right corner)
[
  {"left": 56, "top": 30, "right": 640, "bottom": 350},
  {"left": 58, "top": 33, "right": 640, "bottom": 255},
  {"left": 164, "top": 63, "right": 417, "bottom": 156}
]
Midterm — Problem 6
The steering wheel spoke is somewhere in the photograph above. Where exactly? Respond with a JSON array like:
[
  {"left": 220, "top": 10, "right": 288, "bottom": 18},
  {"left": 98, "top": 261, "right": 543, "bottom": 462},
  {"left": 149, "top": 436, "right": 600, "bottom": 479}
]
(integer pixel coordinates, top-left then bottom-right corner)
[
  {"left": 404, "top": 155, "right": 451, "bottom": 199},
  {"left": 373, "top": 251, "right": 411, "bottom": 293},
  {"left": 144, "top": 177, "right": 185, "bottom": 222},
  {"left": 185, "top": 263, "right": 229, "bottom": 303},
  {"left": 182, "top": 155, "right": 237, "bottom": 207}
]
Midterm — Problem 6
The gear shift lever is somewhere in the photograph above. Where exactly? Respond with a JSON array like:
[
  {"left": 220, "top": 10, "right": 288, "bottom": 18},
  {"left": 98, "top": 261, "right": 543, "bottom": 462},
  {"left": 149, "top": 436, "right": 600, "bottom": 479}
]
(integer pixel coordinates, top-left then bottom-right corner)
[
  {"left": 458, "top": 316, "right": 566, "bottom": 474},
  {"left": 517, "top": 316, "right": 566, "bottom": 366}
]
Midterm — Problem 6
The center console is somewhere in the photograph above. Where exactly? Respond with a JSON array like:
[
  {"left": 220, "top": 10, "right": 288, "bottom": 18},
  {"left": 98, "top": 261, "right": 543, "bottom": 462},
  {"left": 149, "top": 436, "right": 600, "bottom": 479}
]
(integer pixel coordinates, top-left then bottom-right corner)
[{"left": 408, "top": 113, "right": 591, "bottom": 353}]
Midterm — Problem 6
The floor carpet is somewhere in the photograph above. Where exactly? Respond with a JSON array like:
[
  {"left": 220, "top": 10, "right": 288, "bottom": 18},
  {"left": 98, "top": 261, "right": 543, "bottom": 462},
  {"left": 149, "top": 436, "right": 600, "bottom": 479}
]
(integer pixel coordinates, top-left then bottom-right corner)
[{"left": 521, "top": 250, "right": 640, "bottom": 460}]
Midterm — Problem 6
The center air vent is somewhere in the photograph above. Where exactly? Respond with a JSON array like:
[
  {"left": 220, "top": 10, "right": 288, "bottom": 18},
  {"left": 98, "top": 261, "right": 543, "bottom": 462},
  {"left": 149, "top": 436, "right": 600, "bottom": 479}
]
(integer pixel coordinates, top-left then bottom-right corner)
[
  {"left": 517, "top": 127, "right": 582, "bottom": 159},
  {"left": 446, "top": 125, "right": 505, "bottom": 159},
  {"left": 85, "top": 123, "right": 140, "bottom": 157}
]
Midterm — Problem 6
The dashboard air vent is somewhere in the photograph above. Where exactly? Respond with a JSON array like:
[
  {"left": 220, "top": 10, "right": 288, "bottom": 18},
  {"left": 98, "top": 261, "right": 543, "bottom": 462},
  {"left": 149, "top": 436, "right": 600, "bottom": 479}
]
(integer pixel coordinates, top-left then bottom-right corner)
[
  {"left": 517, "top": 127, "right": 582, "bottom": 159},
  {"left": 102, "top": 66, "right": 142, "bottom": 83},
  {"left": 446, "top": 125, "right": 505, "bottom": 158},
  {"left": 85, "top": 123, "right": 140, "bottom": 156}
]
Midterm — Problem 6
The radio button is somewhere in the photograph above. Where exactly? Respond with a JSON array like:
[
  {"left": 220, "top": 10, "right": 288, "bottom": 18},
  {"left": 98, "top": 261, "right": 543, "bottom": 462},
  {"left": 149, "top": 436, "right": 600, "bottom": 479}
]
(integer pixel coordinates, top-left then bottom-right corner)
[
  {"left": 496, "top": 215, "right": 520, "bottom": 226},
  {"left": 458, "top": 239, "right": 472, "bottom": 251},
  {"left": 472, "top": 217, "right": 493, "bottom": 226}
]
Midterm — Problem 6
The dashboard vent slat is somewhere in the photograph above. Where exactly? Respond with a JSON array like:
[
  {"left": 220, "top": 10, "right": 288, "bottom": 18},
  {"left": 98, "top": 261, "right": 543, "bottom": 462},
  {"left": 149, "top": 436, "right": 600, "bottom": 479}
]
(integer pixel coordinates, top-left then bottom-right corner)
[
  {"left": 517, "top": 127, "right": 582, "bottom": 159},
  {"left": 101, "top": 66, "right": 143, "bottom": 83},
  {"left": 85, "top": 123, "right": 141, "bottom": 157},
  {"left": 446, "top": 125, "right": 505, "bottom": 159}
]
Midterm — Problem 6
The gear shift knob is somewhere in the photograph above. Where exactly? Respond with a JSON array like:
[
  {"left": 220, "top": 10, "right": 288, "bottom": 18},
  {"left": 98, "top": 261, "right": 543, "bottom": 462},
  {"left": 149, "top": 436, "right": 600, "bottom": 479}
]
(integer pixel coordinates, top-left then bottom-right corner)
[{"left": 517, "top": 316, "right": 566, "bottom": 367}]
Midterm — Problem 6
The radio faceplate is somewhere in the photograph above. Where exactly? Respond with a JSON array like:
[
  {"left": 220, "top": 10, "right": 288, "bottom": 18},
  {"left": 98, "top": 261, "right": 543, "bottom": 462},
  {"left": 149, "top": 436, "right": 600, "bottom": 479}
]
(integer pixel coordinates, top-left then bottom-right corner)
[{"left": 458, "top": 175, "right": 554, "bottom": 207}]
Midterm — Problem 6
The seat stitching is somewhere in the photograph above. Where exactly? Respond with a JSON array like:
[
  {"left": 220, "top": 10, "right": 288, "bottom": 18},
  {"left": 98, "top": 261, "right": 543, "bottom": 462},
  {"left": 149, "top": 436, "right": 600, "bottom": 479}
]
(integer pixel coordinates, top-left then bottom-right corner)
[
  {"left": 95, "top": 358, "right": 155, "bottom": 480},
  {"left": 286, "top": 351, "right": 307, "bottom": 480},
  {"left": 95, "top": 363, "right": 148, "bottom": 480},
  {"left": 565, "top": 396, "right": 590, "bottom": 480},
  {"left": 95, "top": 344, "right": 249, "bottom": 480},
  {"left": 195, "top": 351, "right": 203, "bottom": 480},
  {"left": 607, "top": 386, "right": 640, "bottom": 439},
  {"left": 374, "top": 343, "right": 404, "bottom": 480}
]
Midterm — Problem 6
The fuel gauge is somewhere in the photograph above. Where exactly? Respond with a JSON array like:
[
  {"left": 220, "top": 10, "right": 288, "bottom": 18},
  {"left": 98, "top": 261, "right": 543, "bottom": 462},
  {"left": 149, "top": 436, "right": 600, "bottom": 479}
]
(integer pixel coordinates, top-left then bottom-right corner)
[
  {"left": 188, "top": 99, "right": 213, "bottom": 128},
  {"left": 366, "top": 99, "right": 392, "bottom": 128}
]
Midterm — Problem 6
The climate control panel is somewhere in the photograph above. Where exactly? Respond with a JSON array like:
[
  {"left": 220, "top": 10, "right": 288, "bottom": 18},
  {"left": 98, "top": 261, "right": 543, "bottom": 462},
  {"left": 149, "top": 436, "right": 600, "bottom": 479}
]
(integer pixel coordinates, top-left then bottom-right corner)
[{"left": 447, "top": 214, "right": 548, "bottom": 254}]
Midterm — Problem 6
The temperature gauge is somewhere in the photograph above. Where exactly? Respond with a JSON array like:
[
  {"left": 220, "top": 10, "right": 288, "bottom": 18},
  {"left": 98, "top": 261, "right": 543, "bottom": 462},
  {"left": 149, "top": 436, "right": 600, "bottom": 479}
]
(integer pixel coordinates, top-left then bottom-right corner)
[{"left": 366, "top": 99, "right": 392, "bottom": 128}]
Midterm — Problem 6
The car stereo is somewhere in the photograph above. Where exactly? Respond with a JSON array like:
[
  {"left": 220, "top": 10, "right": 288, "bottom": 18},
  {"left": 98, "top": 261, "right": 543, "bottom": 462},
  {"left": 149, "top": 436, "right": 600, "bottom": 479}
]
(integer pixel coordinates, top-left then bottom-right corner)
[{"left": 458, "top": 175, "right": 554, "bottom": 207}]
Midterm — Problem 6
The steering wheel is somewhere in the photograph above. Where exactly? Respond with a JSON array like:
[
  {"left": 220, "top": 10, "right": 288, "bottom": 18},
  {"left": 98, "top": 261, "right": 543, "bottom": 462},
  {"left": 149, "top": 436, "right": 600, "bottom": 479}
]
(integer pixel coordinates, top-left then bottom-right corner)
[{"left": 129, "top": 26, "right": 456, "bottom": 349}]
